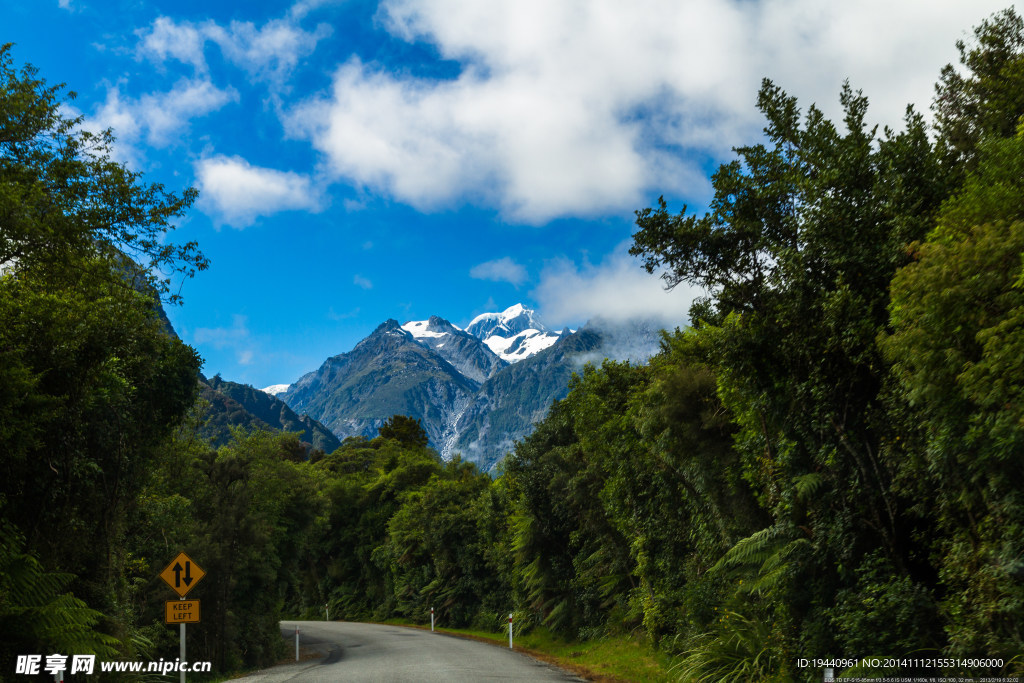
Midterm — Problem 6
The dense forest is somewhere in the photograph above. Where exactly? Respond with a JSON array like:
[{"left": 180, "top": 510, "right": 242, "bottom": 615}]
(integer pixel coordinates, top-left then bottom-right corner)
[{"left": 2, "top": 8, "right": 1024, "bottom": 682}]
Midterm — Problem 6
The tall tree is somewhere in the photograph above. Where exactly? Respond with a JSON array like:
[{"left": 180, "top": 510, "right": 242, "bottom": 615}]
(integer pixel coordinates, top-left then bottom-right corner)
[
  {"left": 933, "top": 8, "right": 1024, "bottom": 171},
  {"left": 882, "top": 127, "right": 1024, "bottom": 658},
  {"left": 631, "top": 78, "right": 950, "bottom": 664},
  {"left": 0, "top": 43, "right": 207, "bottom": 657},
  {"left": 0, "top": 43, "right": 207, "bottom": 302}
]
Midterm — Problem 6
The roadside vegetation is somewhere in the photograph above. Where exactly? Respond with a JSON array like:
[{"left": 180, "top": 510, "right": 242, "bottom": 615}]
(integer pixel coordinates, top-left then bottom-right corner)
[
  {"left": 385, "top": 620, "right": 676, "bottom": 682},
  {"left": 3, "top": 8, "right": 1024, "bottom": 681}
]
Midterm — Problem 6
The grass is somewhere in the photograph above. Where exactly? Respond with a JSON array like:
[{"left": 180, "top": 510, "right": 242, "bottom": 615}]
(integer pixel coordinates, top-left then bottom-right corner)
[{"left": 382, "top": 619, "right": 676, "bottom": 682}]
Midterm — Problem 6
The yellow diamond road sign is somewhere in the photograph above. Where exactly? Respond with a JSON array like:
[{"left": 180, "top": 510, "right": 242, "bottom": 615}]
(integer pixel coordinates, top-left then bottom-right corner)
[{"left": 159, "top": 552, "right": 206, "bottom": 598}]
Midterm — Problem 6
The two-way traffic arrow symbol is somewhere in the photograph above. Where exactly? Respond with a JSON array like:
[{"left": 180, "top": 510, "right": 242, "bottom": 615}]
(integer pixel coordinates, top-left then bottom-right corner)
[
  {"left": 160, "top": 553, "right": 205, "bottom": 597},
  {"left": 171, "top": 561, "right": 195, "bottom": 588}
]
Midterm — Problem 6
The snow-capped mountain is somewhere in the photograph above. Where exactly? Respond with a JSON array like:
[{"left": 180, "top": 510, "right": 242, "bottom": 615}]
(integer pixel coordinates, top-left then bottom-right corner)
[
  {"left": 481, "top": 328, "right": 563, "bottom": 362},
  {"left": 402, "top": 316, "right": 507, "bottom": 383},
  {"left": 465, "top": 304, "right": 563, "bottom": 363},
  {"left": 276, "top": 305, "right": 665, "bottom": 470},
  {"left": 466, "top": 303, "right": 543, "bottom": 338},
  {"left": 261, "top": 383, "right": 290, "bottom": 396},
  {"left": 281, "top": 319, "right": 480, "bottom": 452},
  {"left": 451, "top": 317, "right": 661, "bottom": 468}
]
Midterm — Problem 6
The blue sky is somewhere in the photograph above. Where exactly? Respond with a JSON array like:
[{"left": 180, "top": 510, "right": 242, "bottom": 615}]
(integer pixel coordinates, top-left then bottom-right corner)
[{"left": 4, "top": 0, "right": 1009, "bottom": 388}]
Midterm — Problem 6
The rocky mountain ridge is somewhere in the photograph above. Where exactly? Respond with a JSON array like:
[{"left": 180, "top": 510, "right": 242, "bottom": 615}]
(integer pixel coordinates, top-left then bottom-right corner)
[
  {"left": 276, "top": 305, "right": 663, "bottom": 470},
  {"left": 200, "top": 375, "right": 340, "bottom": 453}
]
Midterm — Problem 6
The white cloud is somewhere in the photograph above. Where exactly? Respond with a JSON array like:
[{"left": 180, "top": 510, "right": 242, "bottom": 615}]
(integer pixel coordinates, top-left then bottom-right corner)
[
  {"left": 287, "top": 0, "right": 1008, "bottom": 223},
  {"left": 289, "top": 0, "right": 338, "bottom": 20},
  {"left": 135, "top": 8, "right": 331, "bottom": 88},
  {"left": 136, "top": 16, "right": 208, "bottom": 72},
  {"left": 195, "top": 155, "right": 323, "bottom": 227},
  {"left": 206, "top": 19, "right": 332, "bottom": 87},
  {"left": 353, "top": 275, "right": 373, "bottom": 289},
  {"left": 328, "top": 306, "right": 360, "bottom": 320},
  {"left": 531, "top": 244, "right": 701, "bottom": 328},
  {"left": 84, "top": 78, "right": 237, "bottom": 164},
  {"left": 469, "top": 257, "right": 527, "bottom": 286},
  {"left": 139, "top": 80, "right": 239, "bottom": 145}
]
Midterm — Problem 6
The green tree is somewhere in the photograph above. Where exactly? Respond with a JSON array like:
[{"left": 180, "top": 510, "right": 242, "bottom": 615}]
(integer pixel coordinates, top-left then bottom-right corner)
[
  {"left": 309, "top": 427, "right": 444, "bottom": 621},
  {"left": 378, "top": 415, "right": 430, "bottom": 448},
  {"left": 933, "top": 8, "right": 1024, "bottom": 170},
  {"left": 501, "top": 362, "right": 645, "bottom": 639},
  {"left": 0, "top": 519, "right": 121, "bottom": 673},
  {"left": 0, "top": 43, "right": 207, "bottom": 302},
  {"left": 631, "top": 78, "right": 950, "bottom": 669},
  {"left": 380, "top": 458, "right": 501, "bottom": 627},
  {"left": 882, "top": 127, "right": 1024, "bottom": 659},
  {"left": 624, "top": 333, "right": 763, "bottom": 641},
  {"left": 153, "top": 429, "right": 324, "bottom": 672},
  {"left": 0, "top": 44, "right": 207, "bottom": 662}
]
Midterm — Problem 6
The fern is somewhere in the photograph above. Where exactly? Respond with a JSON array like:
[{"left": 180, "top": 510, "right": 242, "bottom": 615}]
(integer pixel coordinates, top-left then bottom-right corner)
[
  {"left": 711, "top": 507, "right": 812, "bottom": 596},
  {"left": 0, "top": 521, "right": 121, "bottom": 660},
  {"left": 672, "top": 610, "right": 782, "bottom": 682},
  {"left": 792, "top": 472, "right": 825, "bottom": 500},
  {"left": 711, "top": 526, "right": 787, "bottom": 574}
]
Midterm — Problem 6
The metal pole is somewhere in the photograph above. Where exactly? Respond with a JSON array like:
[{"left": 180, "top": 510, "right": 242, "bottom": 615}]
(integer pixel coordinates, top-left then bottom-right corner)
[
  {"left": 180, "top": 595, "right": 186, "bottom": 683},
  {"left": 508, "top": 613, "right": 513, "bottom": 649},
  {"left": 430, "top": 607, "right": 434, "bottom": 632},
  {"left": 295, "top": 626, "right": 299, "bottom": 661}
]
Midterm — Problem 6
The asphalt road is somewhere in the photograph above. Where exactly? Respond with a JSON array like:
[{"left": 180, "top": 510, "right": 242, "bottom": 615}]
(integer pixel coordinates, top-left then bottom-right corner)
[{"left": 231, "top": 621, "right": 585, "bottom": 682}]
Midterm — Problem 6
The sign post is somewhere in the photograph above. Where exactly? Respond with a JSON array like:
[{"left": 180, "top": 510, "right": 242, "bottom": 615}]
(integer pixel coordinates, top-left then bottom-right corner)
[
  {"left": 508, "top": 613, "right": 513, "bottom": 649},
  {"left": 179, "top": 609, "right": 185, "bottom": 683},
  {"left": 160, "top": 553, "right": 206, "bottom": 683}
]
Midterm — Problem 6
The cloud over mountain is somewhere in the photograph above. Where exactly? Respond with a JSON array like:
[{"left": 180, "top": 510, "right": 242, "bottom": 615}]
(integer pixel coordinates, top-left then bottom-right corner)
[
  {"left": 286, "top": 0, "right": 993, "bottom": 222},
  {"left": 531, "top": 245, "right": 700, "bottom": 328},
  {"left": 470, "top": 257, "right": 527, "bottom": 286}
]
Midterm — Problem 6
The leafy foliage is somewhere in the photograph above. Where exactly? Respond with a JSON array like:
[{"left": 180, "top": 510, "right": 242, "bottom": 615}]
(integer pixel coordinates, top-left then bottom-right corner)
[
  {"left": 0, "top": 43, "right": 205, "bottom": 671},
  {"left": 0, "top": 520, "right": 121, "bottom": 668},
  {"left": 933, "top": 8, "right": 1024, "bottom": 170},
  {"left": 0, "top": 43, "right": 207, "bottom": 304},
  {"left": 883, "top": 127, "right": 1024, "bottom": 657},
  {"left": 6, "top": 10, "right": 1024, "bottom": 681}
]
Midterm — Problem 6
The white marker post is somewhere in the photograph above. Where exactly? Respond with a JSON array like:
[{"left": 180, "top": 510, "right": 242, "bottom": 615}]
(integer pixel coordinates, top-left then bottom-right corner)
[
  {"left": 295, "top": 626, "right": 299, "bottom": 662},
  {"left": 179, "top": 597, "right": 186, "bottom": 683},
  {"left": 430, "top": 607, "right": 434, "bottom": 632},
  {"left": 508, "top": 613, "right": 513, "bottom": 649},
  {"left": 325, "top": 603, "right": 329, "bottom": 621}
]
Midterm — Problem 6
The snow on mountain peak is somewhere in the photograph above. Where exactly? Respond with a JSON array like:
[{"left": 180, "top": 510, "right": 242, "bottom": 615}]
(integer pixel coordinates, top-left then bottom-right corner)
[
  {"left": 503, "top": 303, "right": 525, "bottom": 317},
  {"left": 483, "top": 328, "right": 561, "bottom": 362},
  {"left": 402, "top": 319, "right": 447, "bottom": 339},
  {"left": 463, "top": 304, "right": 564, "bottom": 363},
  {"left": 262, "top": 384, "right": 290, "bottom": 396},
  {"left": 466, "top": 303, "right": 547, "bottom": 342},
  {"left": 402, "top": 316, "right": 464, "bottom": 340}
]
